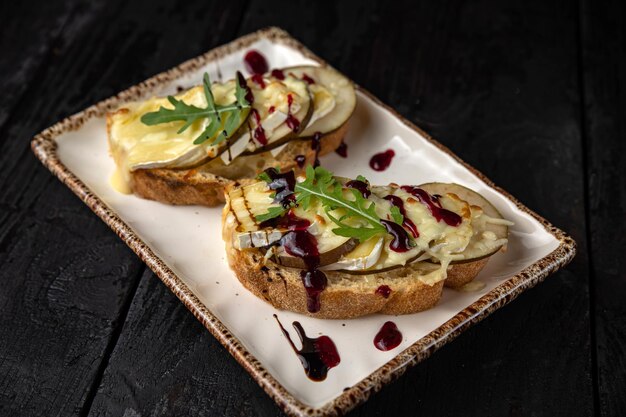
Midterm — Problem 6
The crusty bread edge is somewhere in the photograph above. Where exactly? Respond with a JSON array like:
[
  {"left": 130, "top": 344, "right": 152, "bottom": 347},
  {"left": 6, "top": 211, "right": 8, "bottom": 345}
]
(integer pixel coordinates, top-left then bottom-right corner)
[
  {"left": 124, "top": 121, "right": 348, "bottom": 207},
  {"left": 222, "top": 188, "right": 499, "bottom": 319}
]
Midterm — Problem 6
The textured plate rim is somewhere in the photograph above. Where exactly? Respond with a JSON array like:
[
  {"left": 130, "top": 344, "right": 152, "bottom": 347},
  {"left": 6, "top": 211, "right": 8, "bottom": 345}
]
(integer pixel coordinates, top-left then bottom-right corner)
[{"left": 30, "top": 26, "right": 576, "bottom": 417}]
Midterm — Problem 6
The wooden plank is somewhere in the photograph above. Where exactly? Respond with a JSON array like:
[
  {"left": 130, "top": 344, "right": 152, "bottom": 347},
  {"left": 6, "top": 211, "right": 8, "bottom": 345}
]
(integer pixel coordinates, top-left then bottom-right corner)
[
  {"left": 85, "top": 1, "right": 593, "bottom": 417},
  {"left": 0, "top": 1, "right": 76, "bottom": 129},
  {"left": 0, "top": 0, "right": 251, "bottom": 415},
  {"left": 0, "top": 1, "right": 154, "bottom": 415},
  {"left": 580, "top": 0, "right": 626, "bottom": 415},
  {"left": 87, "top": 270, "right": 281, "bottom": 417}
]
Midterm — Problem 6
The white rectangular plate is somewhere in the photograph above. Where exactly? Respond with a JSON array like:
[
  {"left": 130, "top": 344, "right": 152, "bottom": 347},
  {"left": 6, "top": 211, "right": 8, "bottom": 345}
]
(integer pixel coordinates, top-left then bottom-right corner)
[{"left": 32, "top": 27, "right": 576, "bottom": 416}]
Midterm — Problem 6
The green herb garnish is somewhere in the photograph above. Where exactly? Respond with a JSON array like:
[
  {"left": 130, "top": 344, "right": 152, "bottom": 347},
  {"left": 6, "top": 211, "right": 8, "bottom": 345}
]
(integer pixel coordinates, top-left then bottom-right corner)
[
  {"left": 390, "top": 206, "right": 404, "bottom": 225},
  {"left": 294, "top": 166, "right": 387, "bottom": 242},
  {"left": 255, "top": 206, "right": 289, "bottom": 223},
  {"left": 140, "top": 72, "right": 251, "bottom": 145}
]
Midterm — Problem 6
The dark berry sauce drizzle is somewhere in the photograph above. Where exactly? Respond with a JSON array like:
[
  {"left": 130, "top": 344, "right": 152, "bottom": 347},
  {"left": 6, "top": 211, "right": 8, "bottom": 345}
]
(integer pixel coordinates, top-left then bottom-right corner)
[
  {"left": 260, "top": 168, "right": 295, "bottom": 208},
  {"left": 345, "top": 180, "right": 371, "bottom": 198},
  {"left": 400, "top": 186, "right": 462, "bottom": 226},
  {"left": 383, "top": 195, "right": 419, "bottom": 238},
  {"left": 250, "top": 109, "right": 267, "bottom": 145},
  {"left": 295, "top": 154, "right": 306, "bottom": 168},
  {"left": 273, "top": 315, "right": 340, "bottom": 381},
  {"left": 301, "top": 73, "right": 315, "bottom": 84},
  {"left": 271, "top": 69, "right": 285, "bottom": 80},
  {"left": 311, "top": 131, "right": 322, "bottom": 167},
  {"left": 236, "top": 72, "right": 254, "bottom": 105},
  {"left": 335, "top": 141, "right": 348, "bottom": 158},
  {"left": 375, "top": 285, "right": 392, "bottom": 298},
  {"left": 259, "top": 168, "right": 326, "bottom": 312},
  {"left": 251, "top": 73, "right": 265, "bottom": 88},
  {"left": 243, "top": 50, "right": 268, "bottom": 74},
  {"left": 374, "top": 321, "right": 402, "bottom": 351},
  {"left": 285, "top": 94, "right": 300, "bottom": 132},
  {"left": 380, "top": 220, "right": 413, "bottom": 252},
  {"left": 370, "top": 149, "right": 395, "bottom": 171}
]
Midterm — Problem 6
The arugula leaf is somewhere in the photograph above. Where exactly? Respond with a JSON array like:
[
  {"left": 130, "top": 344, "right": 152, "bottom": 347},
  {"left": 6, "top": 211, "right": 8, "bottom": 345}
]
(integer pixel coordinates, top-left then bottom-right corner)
[
  {"left": 356, "top": 174, "right": 369, "bottom": 183},
  {"left": 140, "top": 72, "right": 252, "bottom": 146},
  {"left": 295, "top": 166, "right": 387, "bottom": 241},
  {"left": 255, "top": 206, "right": 287, "bottom": 222},
  {"left": 256, "top": 171, "right": 272, "bottom": 183},
  {"left": 390, "top": 206, "right": 404, "bottom": 225}
]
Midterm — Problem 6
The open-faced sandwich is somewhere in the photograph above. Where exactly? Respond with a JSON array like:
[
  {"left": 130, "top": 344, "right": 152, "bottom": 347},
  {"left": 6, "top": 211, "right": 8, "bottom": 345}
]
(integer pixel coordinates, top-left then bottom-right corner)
[
  {"left": 106, "top": 66, "right": 356, "bottom": 206},
  {"left": 223, "top": 166, "right": 513, "bottom": 319}
]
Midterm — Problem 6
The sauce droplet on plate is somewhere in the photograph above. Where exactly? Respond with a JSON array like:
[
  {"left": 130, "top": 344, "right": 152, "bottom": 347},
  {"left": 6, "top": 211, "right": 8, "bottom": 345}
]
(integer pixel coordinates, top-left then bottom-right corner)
[
  {"left": 243, "top": 50, "right": 268, "bottom": 75},
  {"left": 274, "top": 315, "right": 340, "bottom": 381},
  {"left": 335, "top": 141, "right": 348, "bottom": 158},
  {"left": 374, "top": 321, "right": 402, "bottom": 351},
  {"left": 369, "top": 149, "right": 395, "bottom": 171}
]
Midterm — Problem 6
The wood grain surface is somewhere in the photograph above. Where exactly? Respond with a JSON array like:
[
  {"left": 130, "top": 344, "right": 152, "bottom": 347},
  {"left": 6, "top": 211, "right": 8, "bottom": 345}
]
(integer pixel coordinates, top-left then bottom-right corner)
[{"left": 1, "top": 0, "right": 623, "bottom": 415}]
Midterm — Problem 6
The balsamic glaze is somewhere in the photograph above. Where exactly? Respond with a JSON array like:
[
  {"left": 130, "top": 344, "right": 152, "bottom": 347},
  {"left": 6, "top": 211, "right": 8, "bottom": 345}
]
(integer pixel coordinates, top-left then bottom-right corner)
[
  {"left": 335, "top": 141, "right": 348, "bottom": 158},
  {"left": 236, "top": 71, "right": 254, "bottom": 104},
  {"left": 261, "top": 168, "right": 295, "bottom": 208},
  {"left": 295, "top": 154, "right": 306, "bottom": 168},
  {"left": 301, "top": 73, "right": 315, "bottom": 84},
  {"left": 383, "top": 195, "right": 419, "bottom": 238},
  {"left": 375, "top": 285, "right": 392, "bottom": 298},
  {"left": 369, "top": 149, "right": 395, "bottom": 171},
  {"left": 250, "top": 109, "right": 267, "bottom": 145},
  {"left": 311, "top": 131, "right": 322, "bottom": 167},
  {"left": 251, "top": 73, "right": 265, "bottom": 89},
  {"left": 285, "top": 94, "right": 300, "bottom": 132},
  {"left": 281, "top": 229, "right": 327, "bottom": 313},
  {"left": 271, "top": 68, "right": 285, "bottom": 80},
  {"left": 260, "top": 210, "right": 310, "bottom": 230},
  {"left": 400, "top": 186, "right": 462, "bottom": 226},
  {"left": 259, "top": 168, "right": 326, "bottom": 312},
  {"left": 380, "top": 219, "right": 413, "bottom": 252},
  {"left": 345, "top": 179, "right": 371, "bottom": 198},
  {"left": 273, "top": 315, "right": 340, "bottom": 381},
  {"left": 374, "top": 321, "right": 402, "bottom": 351},
  {"left": 243, "top": 50, "right": 268, "bottom": 74}
]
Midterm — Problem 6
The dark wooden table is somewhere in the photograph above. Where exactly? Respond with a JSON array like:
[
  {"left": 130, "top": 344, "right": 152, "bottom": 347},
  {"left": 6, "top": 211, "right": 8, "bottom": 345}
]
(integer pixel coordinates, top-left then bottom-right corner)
[{"left": 1, "top": 1, "right": 624, "bottom": 416}]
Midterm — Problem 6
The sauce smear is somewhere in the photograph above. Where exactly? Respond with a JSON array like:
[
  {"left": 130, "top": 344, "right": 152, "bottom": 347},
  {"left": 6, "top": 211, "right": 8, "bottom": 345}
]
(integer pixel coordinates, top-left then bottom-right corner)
[
  {"left": 375, "top": 285, "right": 392, "bottom": 298},
  {"left": 295, "top": 154, "right": 306, "bottom": 168},
  {"left": 236, "top": 71, "right": 254, "bottom": 104},
  {"left": 271, "top": 69, "right": 285, "bottom": 80},
  {"left": 251, "top": 73, "right": 265, "bottom": 88},
  {"left": 274, "top": 315, "right": 340, "bottom": 381},
  {"left": 374, "top": 321, "right": 402, "bottom": 351},
  {"left": 285, "top": 94, "right": 300, "bottom": 132},
  {"left": 250, "top": 109, "right": 267, "bottom": 145},
  {"left": 401, "top": 186, "right": 462, "bottom": 226},
  {"left": 335, "top": 141, "right": 348, "bottom": 158},
  {"left": 369, "top": 149, "right": 395, "bottom": 171},
  {"left": 243, "top": 50, "right": 268, "bottom": 74},
  {"left": 383, "top": 195, "right": 419, "bottom": 238},
  {"left": 311, "top": 131, "right": 322, "bottom": 167},
  {"left": 380, "top": 220, "right": 413, "bottom": 252},
  {"left": 345, "top": 179, "right": 371, "bottom": 198},
  {"left": 301, "top": 73, "right": 315, "bottom": 84}
]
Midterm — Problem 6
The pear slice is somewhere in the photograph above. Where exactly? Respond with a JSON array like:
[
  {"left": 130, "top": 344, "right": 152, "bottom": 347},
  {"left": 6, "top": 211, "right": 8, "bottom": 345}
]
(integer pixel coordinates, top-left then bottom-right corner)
[
  {"left": 321, "top": 237, "right": 384, "bottom": 271},
  {"left": 276, "top": 237, "right": 358, "bottom": 268},
  {"left": 220, "top": 76, "right": 313, "bottom": 163},
  {"left": 283, "top": 66, "right": 356, "bottom": 137},
  {"left": 419, "top": 183, "right": 510, "bottom": 264}
]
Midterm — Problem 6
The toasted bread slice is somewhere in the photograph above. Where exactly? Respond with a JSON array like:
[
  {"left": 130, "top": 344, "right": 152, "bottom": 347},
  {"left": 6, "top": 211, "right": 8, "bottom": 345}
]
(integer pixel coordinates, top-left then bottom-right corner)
[
  {"left": 222, "top": 198, "right": 444, "bottom": 319},
  {"left": 128, "top": 121, "right": 347, "bottom": 206},
  {"left": 222, "top": 176, "right": 506, "bottom": 319}
]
